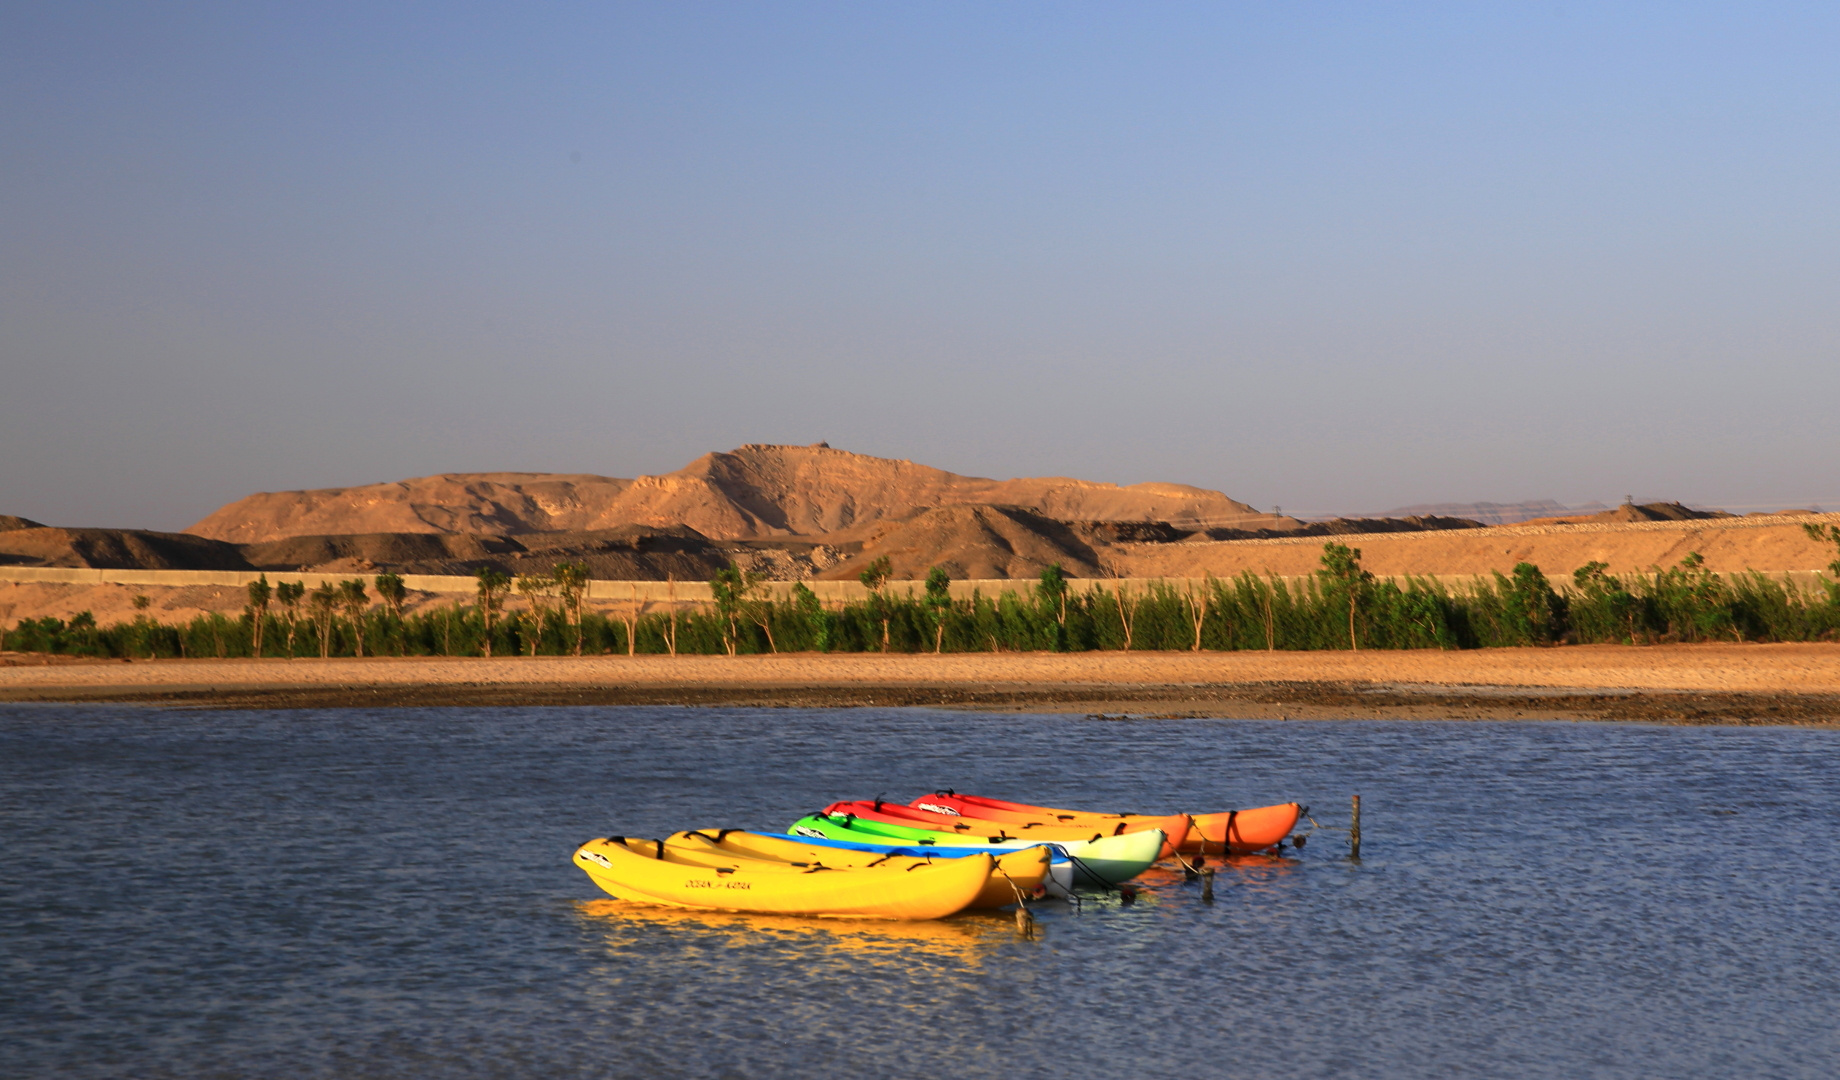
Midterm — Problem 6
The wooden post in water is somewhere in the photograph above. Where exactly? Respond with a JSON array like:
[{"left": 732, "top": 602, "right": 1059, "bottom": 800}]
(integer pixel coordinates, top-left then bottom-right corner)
[{"left": 1350, "top": 794, "right": 1362, "bottom": 859}]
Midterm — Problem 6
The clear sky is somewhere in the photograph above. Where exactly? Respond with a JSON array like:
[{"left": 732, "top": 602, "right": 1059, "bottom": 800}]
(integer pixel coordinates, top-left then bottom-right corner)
[{"left": 4, "top": 2, "right": 1837, "bottom": 530}]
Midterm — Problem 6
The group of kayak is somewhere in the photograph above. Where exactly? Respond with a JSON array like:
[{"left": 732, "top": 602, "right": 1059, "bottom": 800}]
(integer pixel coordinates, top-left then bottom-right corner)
[{"left": 572, "top": 792, "right": 1305, "bottom": 920}]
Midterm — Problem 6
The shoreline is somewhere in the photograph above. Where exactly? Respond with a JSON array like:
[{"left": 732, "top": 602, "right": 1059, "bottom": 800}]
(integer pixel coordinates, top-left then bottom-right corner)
[{"left": 4, "top": 645, "right": 1839, "bottom": 726}]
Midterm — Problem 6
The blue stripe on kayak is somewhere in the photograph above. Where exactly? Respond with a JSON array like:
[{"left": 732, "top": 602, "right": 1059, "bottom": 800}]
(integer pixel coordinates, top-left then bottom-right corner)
[{"left": 773, "top": 830, "right": 1070, "bottom": 864}]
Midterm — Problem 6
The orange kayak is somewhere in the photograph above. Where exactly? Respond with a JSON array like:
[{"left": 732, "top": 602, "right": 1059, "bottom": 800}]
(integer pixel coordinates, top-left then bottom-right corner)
[
  {"left": 1185, "top": 803, "right": 1304, "bottom": 854},
  {"left": 915, "top": 792, "right": 1302, "bottom": 855},
  {"left": 823, "top": 799, "right": 1190, "bottom": 858}
]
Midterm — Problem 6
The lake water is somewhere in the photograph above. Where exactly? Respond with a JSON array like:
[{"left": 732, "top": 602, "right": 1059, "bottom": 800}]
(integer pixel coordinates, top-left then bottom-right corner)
[{"left": 3, "top": 705, "right": 1837, "bottom": 1079}]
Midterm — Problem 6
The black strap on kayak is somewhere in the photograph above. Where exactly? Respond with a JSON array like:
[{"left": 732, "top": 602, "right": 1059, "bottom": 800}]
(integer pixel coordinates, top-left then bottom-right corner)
[
  {"left": 654, "top": 839, "right": 665, "bottom": 860},
  {"left": 1056, "top": 814, "right": 1074, "bottom": 821},
  {"left": 605, "top": 836, "right": 624, "bottom": 846},
  {"left": 1223, "top": 811, "right": 1239, "bottom": 855},
  {"left": 685, "top": 830, "right": 721, "bottom": 844},
  {"left": 865, "top": 853, "right": 894, "bottom": 867},
  {"left": 1113, "top": 822, "right": 1127, "bottom": 836},
  {"left": 873, "top": 793, "right": 885, "bottom": 811}
]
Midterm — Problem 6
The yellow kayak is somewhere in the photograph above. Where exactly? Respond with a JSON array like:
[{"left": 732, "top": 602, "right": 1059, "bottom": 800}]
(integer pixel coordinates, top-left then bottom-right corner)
[
  {"left": 572, "top": 837, "right": 993, "bottom": 919},
  {"left": 668, "top": 829, "right": 1050, "bottom": 908}
]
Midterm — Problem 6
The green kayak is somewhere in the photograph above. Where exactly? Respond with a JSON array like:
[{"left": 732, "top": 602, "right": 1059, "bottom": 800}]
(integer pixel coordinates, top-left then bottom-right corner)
[{"left": 789, "top": 812, "right": 1162, "bottom": 888}]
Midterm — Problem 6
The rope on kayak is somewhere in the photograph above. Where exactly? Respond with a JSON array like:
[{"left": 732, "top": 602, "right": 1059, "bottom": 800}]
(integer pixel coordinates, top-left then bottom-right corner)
[
  {"left": 995, "top": 864, "right": 1037, "bottom": 938},
  {"left": 1054, "top": 846, "right": 1138, "bottom": 905}
]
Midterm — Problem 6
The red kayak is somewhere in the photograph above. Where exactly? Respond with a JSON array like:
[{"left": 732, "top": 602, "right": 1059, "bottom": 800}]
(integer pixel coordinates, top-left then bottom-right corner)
[{"left": 913, "top": 792, "right": 1303, "bottom": 855}]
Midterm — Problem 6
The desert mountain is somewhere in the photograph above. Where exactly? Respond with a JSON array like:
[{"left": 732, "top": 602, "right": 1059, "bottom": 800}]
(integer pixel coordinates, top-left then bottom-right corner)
[
  {"left": 187, "top": 444, "right": 1294, "bottom": 545},
  {"left": 1, "top": 515, "right": 46, "bottom": 533}
]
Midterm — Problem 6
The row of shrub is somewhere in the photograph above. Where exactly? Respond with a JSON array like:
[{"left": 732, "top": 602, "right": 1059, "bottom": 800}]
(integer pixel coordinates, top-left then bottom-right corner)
[{"left": 6, "top": 542, "right": 1838, "bottom": 659}]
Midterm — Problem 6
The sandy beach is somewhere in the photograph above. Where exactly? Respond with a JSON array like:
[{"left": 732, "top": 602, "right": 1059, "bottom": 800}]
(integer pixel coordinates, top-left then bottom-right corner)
[{"left": 5, "top": 644, "right": 1838, "bottom": 725}]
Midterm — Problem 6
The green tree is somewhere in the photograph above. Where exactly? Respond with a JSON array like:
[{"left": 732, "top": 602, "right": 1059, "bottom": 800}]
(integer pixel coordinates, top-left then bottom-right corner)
[
  {"left": 1183, "top": 577, "right": 1212, "bottom": 651},
  {"left": 515, "top": 572, "right": 556, "bottom": 656},
  {"left": 275, "top": 581, "right": 306, "bottom": 656},
  {"left": 1502, "top": 562, "right": 1564, "bottom": 645},
  {"left": 550, "top": 562, "right": 590, "bottom": 656},
  {"left": 1572, "top": 561, "right": 1639, "bottom": 643},
  {"left": 374, "top": 573, "right": 407, "bottom": 654},
  {"left": 924, "top": 566, "right": 952, "bottom": 653},
  {"left": 127, "top": 595, "right": 151, "bottom": 659},
  {"left": 1036, "top": 564, "right": 1070, "bottom": 627},
  {"left": 792, "top": 582, "right": 829, "bottom": 652},
  {"left": 338, "top": 579, "right": 369, "bottom": 657},
  {"left": 245, "top": 575, "right": 272, "bottom": 658},
  {"left": 1317, "top": 543, "right": 1374, "bottom": 650},
  {"left": 308, "top": 582, "right": 339, "bottom": 658},
  {"left": 1109, "top": 577, "right": 1139, "bottom": 651},
  {"left": 858, "top": 556, "right": 893, "bottom": 651},
  {"left": 709, "top": 562, "right": 762, "bottom": 655},
  {"left": 475, "top": 568, "right": 510, "bottom": 657}
]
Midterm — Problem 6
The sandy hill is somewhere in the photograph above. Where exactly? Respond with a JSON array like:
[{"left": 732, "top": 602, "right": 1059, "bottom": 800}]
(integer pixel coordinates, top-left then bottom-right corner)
[
  {"left": 0, "top": 515, "right": 46, "bottom": 533},
  {"left": 187, "top": 444, "right": 1294, "bottom": 545},
  {"left": 818, "top": 505, "right": 1103, "bottom": 581}
]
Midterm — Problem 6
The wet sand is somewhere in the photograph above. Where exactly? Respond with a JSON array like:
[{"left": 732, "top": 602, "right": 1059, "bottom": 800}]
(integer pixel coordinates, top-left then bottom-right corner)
[{"left": 4, "top": 644, "right": 1839, "bottom": 725}]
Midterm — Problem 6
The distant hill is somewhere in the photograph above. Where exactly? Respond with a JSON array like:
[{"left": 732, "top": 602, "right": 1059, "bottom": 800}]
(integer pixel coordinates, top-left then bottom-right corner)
[
  {"left": 186, "top": 444, "right": 1298, "bottom": 545},
  {"left": 1376, "top": 499, "right": 1608, "bottom": 526},
  {"left": 1517, "top": 502, "right": 1734, "bottom": 527}
]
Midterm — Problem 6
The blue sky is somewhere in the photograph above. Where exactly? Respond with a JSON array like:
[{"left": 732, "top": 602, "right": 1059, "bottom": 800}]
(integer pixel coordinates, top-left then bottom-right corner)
[{"left": 4, "top": 2, "right": 1837, "bottom": 529}]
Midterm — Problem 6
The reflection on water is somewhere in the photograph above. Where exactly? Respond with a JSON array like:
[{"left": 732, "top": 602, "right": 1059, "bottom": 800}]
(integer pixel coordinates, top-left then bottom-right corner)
[
  {"left": 575, "top": 897, "right": 1016, "bottom": 961},
  {"left": 4, "top": 705, "right": 1839, "bottom": 1079}
]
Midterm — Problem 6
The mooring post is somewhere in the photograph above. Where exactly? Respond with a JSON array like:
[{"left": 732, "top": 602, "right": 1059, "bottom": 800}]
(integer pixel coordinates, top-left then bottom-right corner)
[
  {"left": 1201, "top": 868, "right": 1216, "bottom": 904},
  {"left": 1350, "top": 794, "right": 1362, "bottom": 859}
]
